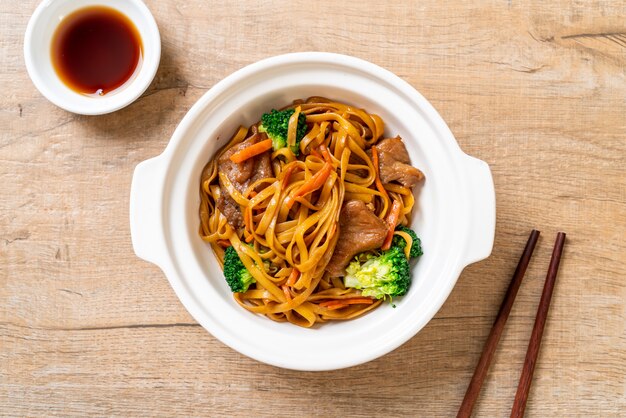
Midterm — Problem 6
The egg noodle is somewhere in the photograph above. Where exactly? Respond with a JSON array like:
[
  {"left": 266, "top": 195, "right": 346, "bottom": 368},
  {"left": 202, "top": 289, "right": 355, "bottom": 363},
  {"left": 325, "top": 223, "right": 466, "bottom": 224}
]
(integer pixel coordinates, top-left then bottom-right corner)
[{"left": 199, "top": 97, "right": 416, "bottom": 327}]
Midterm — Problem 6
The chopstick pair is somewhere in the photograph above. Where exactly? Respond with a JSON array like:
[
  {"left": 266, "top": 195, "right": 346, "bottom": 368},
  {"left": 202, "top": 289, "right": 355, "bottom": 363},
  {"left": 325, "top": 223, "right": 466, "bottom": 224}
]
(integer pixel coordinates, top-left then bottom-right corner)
[{"left": 457, "top": 230, "right": 566, "bottom": 418}]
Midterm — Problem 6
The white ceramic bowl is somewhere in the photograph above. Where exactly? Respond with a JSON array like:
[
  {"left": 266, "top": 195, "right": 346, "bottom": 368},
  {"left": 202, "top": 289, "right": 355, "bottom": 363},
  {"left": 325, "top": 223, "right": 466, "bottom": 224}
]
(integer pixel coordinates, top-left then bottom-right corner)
[
  {"left": 130, "top": 52, "right": 496, "bottom": 371},
  {"left": 24, "top": 0, "right": 161, "bottom": 115}
]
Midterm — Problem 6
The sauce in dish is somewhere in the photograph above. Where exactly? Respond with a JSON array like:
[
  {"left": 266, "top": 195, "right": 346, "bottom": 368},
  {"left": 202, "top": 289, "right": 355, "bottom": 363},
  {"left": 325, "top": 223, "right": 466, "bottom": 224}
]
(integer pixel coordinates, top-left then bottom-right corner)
[{"left": 51, "top": 6, "right": 142, "bottom": 96}]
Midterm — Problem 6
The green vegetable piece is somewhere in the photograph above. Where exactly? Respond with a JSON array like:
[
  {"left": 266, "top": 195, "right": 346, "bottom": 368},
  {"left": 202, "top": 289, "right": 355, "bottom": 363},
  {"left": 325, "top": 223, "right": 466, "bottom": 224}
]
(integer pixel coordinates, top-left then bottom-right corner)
[
  {"left": 391, "top": 225, "right": 423, "bottom": 258},
  {"left": 223, "top": 246, "right": 256, "bottom": 293},
  {"left": 259, "top": 108, "right": 307, "bottom": 156},
  {"left": 343, "top": 246, "right": 411, "bottom": 299}
]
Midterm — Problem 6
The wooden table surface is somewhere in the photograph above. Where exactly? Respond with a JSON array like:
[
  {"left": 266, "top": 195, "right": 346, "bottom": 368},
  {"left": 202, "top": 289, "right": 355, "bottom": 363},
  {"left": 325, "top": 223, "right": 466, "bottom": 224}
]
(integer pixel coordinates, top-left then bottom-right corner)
[{"left": 2, "top": 1, "right": 625, "bottom": 416}]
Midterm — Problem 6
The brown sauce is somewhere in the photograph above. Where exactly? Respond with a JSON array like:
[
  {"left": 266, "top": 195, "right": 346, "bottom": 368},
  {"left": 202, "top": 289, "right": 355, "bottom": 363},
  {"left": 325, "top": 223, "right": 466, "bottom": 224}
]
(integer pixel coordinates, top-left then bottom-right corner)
[{"left": 51, "top": 6, "right": 143, "bottom": 96}]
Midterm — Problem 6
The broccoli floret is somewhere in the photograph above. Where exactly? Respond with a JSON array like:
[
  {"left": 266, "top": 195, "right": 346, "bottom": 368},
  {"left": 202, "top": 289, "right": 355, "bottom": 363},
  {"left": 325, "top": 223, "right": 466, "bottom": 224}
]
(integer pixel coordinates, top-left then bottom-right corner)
[
  {"left": 392, "top": 225, "right": 423, "bottom": 258},
  {"left": 223, "top": 246, "right": 256, "bottom": 293},
  {"left": 259, "top": 108, "right": 307, "bottom": 156},
  {"left": 343, "top": 246, "right": 411, "bottom": 299}
]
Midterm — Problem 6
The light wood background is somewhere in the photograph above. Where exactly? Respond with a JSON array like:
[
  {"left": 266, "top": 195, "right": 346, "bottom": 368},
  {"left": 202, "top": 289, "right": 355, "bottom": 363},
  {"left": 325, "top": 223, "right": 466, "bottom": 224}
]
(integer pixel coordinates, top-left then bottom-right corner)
[{"left": 2, "top": 1, "right": 625, "bottom": 416}]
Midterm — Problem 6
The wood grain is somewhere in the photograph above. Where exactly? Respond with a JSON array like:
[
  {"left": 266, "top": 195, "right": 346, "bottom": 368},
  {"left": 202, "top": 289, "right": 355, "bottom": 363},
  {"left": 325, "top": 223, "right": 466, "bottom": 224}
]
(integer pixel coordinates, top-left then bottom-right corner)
[{"left": 2, "top": 1, "right": 625, "bottom": 416}]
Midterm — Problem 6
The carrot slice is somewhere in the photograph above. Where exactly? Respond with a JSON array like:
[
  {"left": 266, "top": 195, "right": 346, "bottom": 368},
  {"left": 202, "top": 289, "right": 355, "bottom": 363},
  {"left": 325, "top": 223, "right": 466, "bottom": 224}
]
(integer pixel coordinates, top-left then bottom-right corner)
[
  {"left": 286, "top": 162, "right": 332, "bottom": 209},
  {"left": 319, "top": 298, "right": 374, "bottom": 308},
  {"left": 294, "top": 163, "right": 332, "bottom": 197},
  {"left": 371, "top": 146, "right": 390, "bottom": 204},
  {"left": 244, "top": 208, "right": 252, "bottom": 234},
  {"left": 286, "top": 267, "right": 300, "bottom": 286},
  {"left": 229, "top": 139, "right": 273, "bottom": 163},
  {"left": 325, "top": 303, "right": 349, "bottom": 310},
  {"left": 319, "top": 144, "right": 332, "bottom": 163},
  {"left": 281, "top": 164, "right": 296, "bottom": 190},
  {"left": 282, "top": 285, "right": 292, "bottom": 302},
  {"left": 382, "top": 199, "right": 402, "bottom": 250},
  {"left": 217, "top": 239, "right": 231, "bottom": 248}
]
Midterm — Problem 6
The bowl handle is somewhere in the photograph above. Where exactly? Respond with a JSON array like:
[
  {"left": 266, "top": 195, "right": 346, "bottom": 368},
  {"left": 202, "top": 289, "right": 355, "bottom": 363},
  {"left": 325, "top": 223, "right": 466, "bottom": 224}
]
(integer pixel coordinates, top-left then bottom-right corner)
[
  {"left": 461, "top": 154, "right": 496, "bottom": 266},
  {"left": 129, "top": 156, "right": 168, "bottom": 268}
]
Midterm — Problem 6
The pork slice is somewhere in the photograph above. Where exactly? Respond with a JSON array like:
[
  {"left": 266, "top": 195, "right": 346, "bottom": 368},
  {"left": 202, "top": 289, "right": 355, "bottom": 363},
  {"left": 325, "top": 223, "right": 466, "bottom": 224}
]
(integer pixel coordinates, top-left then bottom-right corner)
[
  {"left": 218, "top": 133, "right": 268, "bottom": 190},
  {"left": 325, "top": 200, "right": 388, "bottom": 277},
  {"left": 216, "top": 193, "right": 244, "bottom": 230},
  {"left": 248, "top": 149, "right": 273, "bottom": 189},
  {"left": 216, "top": 133, "right": 274, "bottom": 229},
  {"left": 375, "top": 136, "right": 424, "bottom": 188}
]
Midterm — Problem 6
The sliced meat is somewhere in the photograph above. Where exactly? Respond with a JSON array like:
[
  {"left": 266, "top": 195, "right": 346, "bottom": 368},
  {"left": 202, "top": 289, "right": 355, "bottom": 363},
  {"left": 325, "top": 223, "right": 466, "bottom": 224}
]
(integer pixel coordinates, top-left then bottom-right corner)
[
  {"left": 248, "top": 150, "right": 273, "bottom": 188},
  {"left": 374, "top": 136, "right": 424, "bottom": 188},
  {"left": 218, "top": 134, "right": 260, "bottom": 189},
  {"left": 216, "top": 132, "right": 273, "bottom": 229},
  {"left": 325, "top": 200, "right": 388, "bottom": 277},
  {"left": 218, "top": 132, "right": 273, "bottom": 191},
  {"left": 216, "top": 193, "right": 244, "bottom": 230}
]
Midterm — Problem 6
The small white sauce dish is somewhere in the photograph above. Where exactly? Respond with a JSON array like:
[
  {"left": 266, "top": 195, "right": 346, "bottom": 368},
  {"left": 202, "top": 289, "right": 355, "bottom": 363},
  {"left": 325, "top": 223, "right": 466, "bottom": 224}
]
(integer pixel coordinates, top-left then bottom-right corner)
[{"left": 24, "top": 0, "right": 161, "bottom": 115}]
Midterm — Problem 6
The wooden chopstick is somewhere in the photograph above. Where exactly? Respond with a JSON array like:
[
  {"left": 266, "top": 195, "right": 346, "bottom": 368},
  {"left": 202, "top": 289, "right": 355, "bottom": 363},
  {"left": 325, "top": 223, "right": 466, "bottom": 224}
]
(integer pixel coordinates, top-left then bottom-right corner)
[
  {"left": 457, "top": 230, "right": 540, "bottom": 418},
  {"left": 510, "top": 232, "right": 566, "bottom": 418}
]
